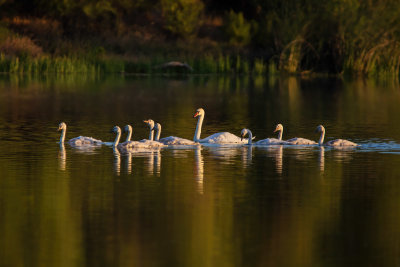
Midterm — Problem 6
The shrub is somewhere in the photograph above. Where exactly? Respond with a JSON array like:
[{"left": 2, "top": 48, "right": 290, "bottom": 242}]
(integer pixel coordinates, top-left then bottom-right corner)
[
  {"left": 0, "top": 36, "right": 43, "bottom": 58},
  {"left": 223, "top": 10, "right": 252, "bottom": 47},
  {"left": 160, "top": 0, "right": 204, "bottom": 38}
]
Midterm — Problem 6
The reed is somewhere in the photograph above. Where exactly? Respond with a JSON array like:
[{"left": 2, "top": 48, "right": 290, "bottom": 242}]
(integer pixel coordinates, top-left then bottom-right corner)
[{"left": 0, "top": 53, "right": 270, "bottom": 75}]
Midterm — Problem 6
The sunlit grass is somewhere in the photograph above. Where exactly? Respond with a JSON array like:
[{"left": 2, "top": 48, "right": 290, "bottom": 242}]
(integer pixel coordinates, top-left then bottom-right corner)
[{"left": 0, "top": 53, "right": 268, "bottom": 75}]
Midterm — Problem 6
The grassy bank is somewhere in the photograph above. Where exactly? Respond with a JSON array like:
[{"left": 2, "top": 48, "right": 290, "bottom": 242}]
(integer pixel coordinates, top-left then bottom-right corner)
[
  {"left": 0, "top": 54, "right": 273, "bottom": 75},
  {"left": 2, "top": 0, "right": 400, "bottom": 77}
]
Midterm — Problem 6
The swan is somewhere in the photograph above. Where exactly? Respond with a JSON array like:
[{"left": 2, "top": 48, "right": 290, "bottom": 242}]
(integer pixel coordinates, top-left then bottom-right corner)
[
  {"left": 315, "top": 125, "right": 358, "bottom": 147},
  {"left": 153, "top": 122, "right": 199, "bottom": 145},
  {"left": 240, "top": 126, "right": 287, "bottom": 145},
  {"left": 110, "top": 126, "right": 165, "bottom": 151},
  {"left": 58, "top": 122, "right": 102, "bottom": 146},
  {"left": 275, "top": 124, "right": 317, "bottom": 145},
  {"left": 193, "top": 108, "right": 250, "bottom": 144}
]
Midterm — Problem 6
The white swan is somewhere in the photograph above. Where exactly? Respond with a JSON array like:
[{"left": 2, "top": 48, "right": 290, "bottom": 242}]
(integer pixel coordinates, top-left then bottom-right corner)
[
  {"left": 240, "top": 126, "right": 287, "bottom": 145},
  {"left": 315, "top": 125, "right": 358, "bottom": 147},
  {"left": 111, "top": 126, "right": 165, "bottom": 151},
  {"left": 58, "top": 122, "right": 102, "bottom": 146},
  {"left": 153, "top": 122, "right": 199, "bottom": 146},
  {"left": 193, "top": 108, "right": 250, "bottom": 144},
  {"left": 275, "top": 124, "right": 317, "bottom": 145}
]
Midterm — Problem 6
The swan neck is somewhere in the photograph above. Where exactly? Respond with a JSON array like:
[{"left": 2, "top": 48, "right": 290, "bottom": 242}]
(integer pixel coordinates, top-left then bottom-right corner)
[
  {"left": 60, "top": 128, "right": 66, "bottom": 143},
  {"left": 125, "top": 129, "right": 132, "bottom": 142},
  {"left": 149, "top": 128, "right": 154, "bottom": 141},
  {"left": 155, "top": 127, "right": 161, "bottom": 141},
  {"left": 278, "top": 129, "right": 283, "bottom": 141},
  {"left": 247, "top": 130, "right": 253, "bottom": 145},
  {"left": 194, "top": 113, "right": 204, "bottom": 141},
  {"left": 114, "top": 131, "right": 121, "bottom": 147},
  {"left": 319, "top": 129, "right": 325, "bottom": 145}
]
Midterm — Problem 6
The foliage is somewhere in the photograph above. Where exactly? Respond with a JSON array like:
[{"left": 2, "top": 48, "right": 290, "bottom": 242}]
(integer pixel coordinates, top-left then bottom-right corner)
[
  {"left": 223, "top": 10, "right": 252, "bottom": 47},
  {"left": 160, "top": 0, "right": 204, "bottom": 38},
  {"left": 0, "top": 36, "right": 43, "bottom": 58},
  {"left": 1, "top": 0, "right": 400, "bottom": 76}
]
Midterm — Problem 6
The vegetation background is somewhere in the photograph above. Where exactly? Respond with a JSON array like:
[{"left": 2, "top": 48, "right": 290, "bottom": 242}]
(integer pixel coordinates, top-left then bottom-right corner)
[{"left": 0, "top": 0, "right": 400, "bottom": 76}]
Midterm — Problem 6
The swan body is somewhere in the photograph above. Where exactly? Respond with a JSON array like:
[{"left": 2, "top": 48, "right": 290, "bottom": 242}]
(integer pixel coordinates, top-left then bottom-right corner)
[
  {"left": 58, "top": 122, "right": 102, "bottom": 146},
  {"left": 241, "top": 128, "right": 288, "bottom": 145},
  {"left": 316, "top": 125, "right": 358, "bottom": 147},
  {"left": 286, "top": 137, "right": 317, "bottom": 145},
  {"left": 272, "top": 123, "right": 317, "bottom": 145},
  {"left": 111, "top": 126, "right": 165, "bottom": 151},
  {"left": 193, "top": 108, "right": 250, "bottom": 144},
  {"left": 154, "top": 122, "right": 199, "bottom": 146}
]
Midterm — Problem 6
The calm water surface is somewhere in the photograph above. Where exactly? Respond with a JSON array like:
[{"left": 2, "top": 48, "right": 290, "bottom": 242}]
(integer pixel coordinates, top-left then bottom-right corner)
[{"left": 0, "top": 74, "right": 400, "bottom": 266}]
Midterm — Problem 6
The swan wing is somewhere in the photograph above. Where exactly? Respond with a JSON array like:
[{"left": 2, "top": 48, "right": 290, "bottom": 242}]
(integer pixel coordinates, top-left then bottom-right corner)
[
  {"left": 159, "top": 136, "right": 199, "bottom": 145},
  {"left": 200, "top": 132, "right": 248, "bottom": 144},
  {"left": 326, "top": 139, "right": 358, "bottom": 147},
  {"left": 254, "top": 138, "right": 288, "bottom": 145},
  {"left": 286, "top": 137, "right": 317, "bottom": 145},
  {"left": 68, "top": 136, "right": 102, "bottom": 146},
  {"left": 118, "top": 140, "right": 166, "bottom": 150}
]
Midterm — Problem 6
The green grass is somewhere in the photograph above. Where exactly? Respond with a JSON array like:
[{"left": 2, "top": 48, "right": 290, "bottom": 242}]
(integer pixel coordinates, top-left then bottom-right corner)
[{"left": 0, "top": 53, "right": 270, "bottom": 75}]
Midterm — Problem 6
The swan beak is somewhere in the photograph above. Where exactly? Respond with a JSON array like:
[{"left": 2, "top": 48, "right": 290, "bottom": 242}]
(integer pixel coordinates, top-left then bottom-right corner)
[
  {"left": 273, "top": 129, "right": 278, "bottom": 133},
  {"left": 57, "top": 127, "right": 61, "bottom": 131},
  {"left": 193, "top": 112, "right": 199, "bottom": 118},
  {"left": 143, "top": 120, "right": 149, "bottom": 124}
]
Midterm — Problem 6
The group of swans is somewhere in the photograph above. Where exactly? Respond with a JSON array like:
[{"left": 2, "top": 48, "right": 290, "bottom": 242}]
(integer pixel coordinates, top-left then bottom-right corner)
[
  {"left": 241, "top": 124, "right": 357, "bottom": 147},
  {"left": 58, "top": 107, "right": 358, "bottom": 150}
]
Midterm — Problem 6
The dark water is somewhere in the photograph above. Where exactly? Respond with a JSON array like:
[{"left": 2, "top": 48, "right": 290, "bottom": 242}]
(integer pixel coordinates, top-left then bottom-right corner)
[{"left": 0, "top": 74, "right": 400, "bottom": 266}]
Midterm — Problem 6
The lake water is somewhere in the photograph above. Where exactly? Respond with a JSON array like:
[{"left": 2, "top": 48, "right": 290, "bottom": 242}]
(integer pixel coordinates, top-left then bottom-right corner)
[{"left": 0, "top": 74, "right": 400, "bottom": 266}]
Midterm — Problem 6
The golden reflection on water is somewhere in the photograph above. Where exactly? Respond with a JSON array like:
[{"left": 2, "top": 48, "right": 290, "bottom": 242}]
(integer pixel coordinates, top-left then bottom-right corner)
[{"left": 2, "top": 75, "right": 400, "bottom": 266}]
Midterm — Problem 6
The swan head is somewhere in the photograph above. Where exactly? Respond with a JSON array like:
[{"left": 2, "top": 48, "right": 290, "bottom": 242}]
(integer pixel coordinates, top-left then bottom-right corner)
[
  {"left": 315, "top": 125, "right": 325, "bottom": 133},
  {"left": 58, "top": 122, "right": 66, "bottom": 131},
  {"left": 110, "top": 126, "right": 121, "bottom": 134},
  {"left": 123, "top": 125, "right": 132, "bottom": 133},
  {"left": 193, "top": 108, "right": 204, "bottom": 118},
  {"left": 273, "top": 124, "right": 283, "bottom": 133},
  {"left": 240, "top": 128, "right": 249, "bottom": 141},
  {"left": 143, "top": 119, "right": 155, "bottom": 130}
]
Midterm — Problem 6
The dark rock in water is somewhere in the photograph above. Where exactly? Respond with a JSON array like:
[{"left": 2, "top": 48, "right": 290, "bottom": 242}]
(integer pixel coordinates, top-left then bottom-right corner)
[{"left": 154, "top": 61, "right": 193, "bottom": 72}]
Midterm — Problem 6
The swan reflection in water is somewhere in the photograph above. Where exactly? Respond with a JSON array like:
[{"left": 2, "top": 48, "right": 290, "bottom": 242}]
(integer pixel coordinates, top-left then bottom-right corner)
[
  {"left": 58, "top": 144, "right": 66, "bottom": 171},
  {"left": 144, "top": 149, "right": 162, "bottom": 176},
  {"left": 120, "top": 148, "right": 162, "bottom": 176},
  {"left": 319, "top": 146, "right": 325, "bottom": 173},
  {"left": 241, "top": 145, "right": 253, "bottom": 167},
  {"left": 194, "top": 147, "right": 204, "bottom": 194},
  {"left": 113, "top": 147, "right": 121, "bottom": 176},
  {"left": 257, "top": 145, "right": 283, "bottom": 174},
  {"left": 58, "top": 143, "right": 101, "bottom": 171},
  {"left": 125, "top": 151, "right": 132, "bottom": 174}
]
